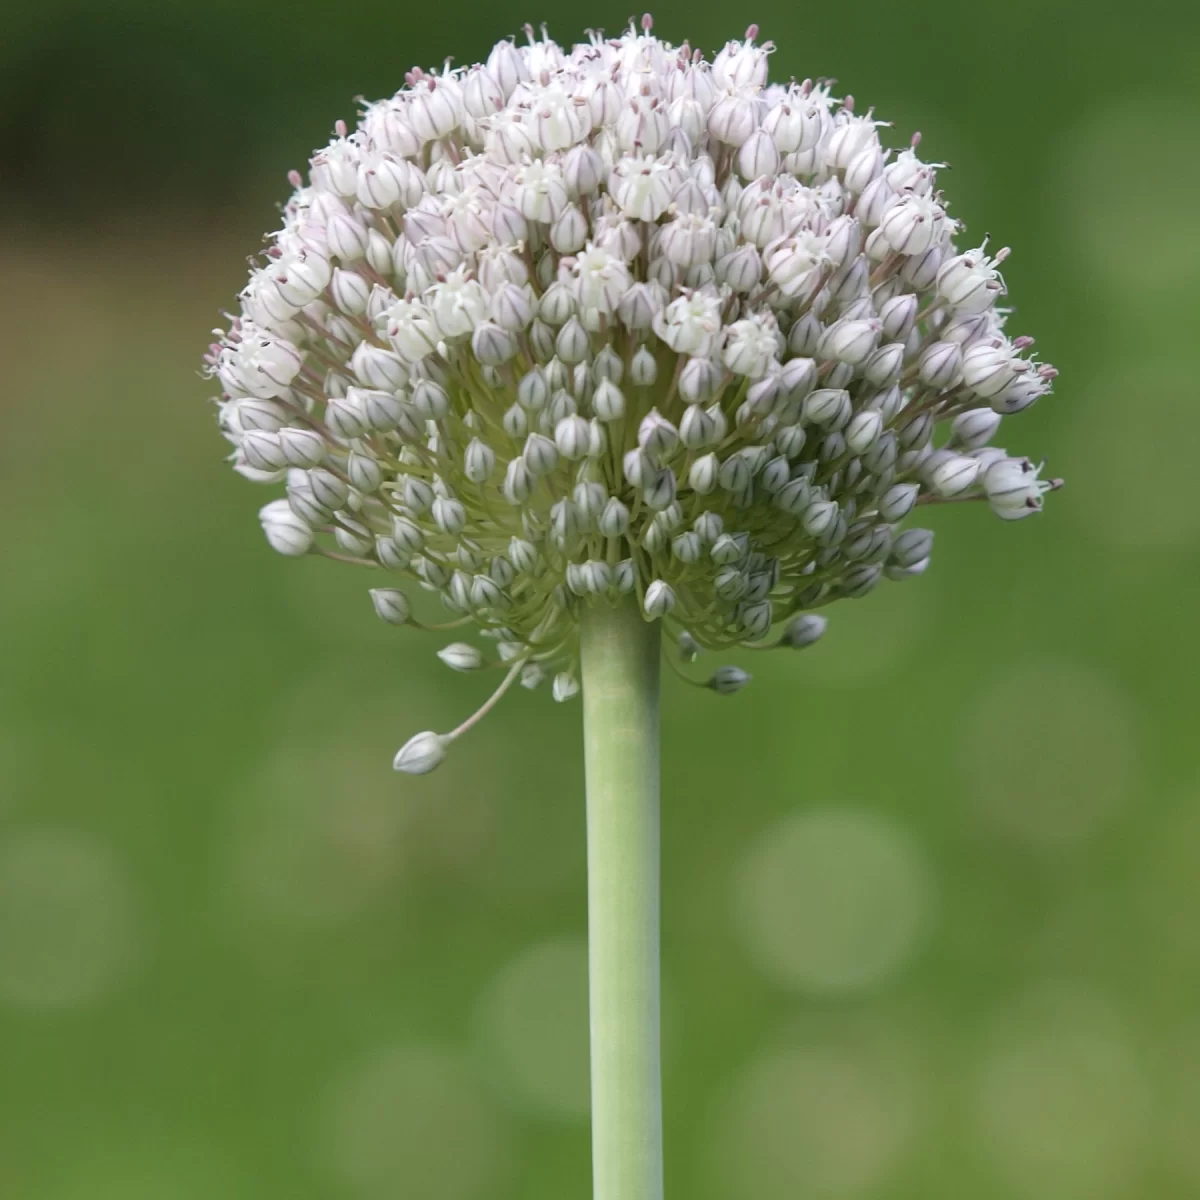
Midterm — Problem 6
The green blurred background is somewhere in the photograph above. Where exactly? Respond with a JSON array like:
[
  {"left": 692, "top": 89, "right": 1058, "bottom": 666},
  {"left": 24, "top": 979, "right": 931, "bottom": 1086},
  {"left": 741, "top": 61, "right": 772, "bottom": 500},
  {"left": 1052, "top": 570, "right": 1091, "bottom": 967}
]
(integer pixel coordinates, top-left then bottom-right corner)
[{"left": 3, "top": 0, "right": 1199, "bottom": 1196}]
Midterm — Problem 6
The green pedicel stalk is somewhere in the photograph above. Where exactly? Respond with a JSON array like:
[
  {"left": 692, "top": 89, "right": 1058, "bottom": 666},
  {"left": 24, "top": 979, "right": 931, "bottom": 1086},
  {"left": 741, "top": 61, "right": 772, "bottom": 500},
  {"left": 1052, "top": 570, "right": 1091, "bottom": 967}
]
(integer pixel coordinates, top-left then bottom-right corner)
[{"left": 579, "top": 596, "right": 664, "bottom": 1200}]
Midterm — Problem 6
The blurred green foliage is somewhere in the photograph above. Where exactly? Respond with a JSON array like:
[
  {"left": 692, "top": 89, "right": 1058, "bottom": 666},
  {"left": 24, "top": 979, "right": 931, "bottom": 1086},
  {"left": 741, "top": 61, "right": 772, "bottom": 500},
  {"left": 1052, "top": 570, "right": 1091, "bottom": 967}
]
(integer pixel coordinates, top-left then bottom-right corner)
[{"left": 3, "top": 0, "right": 1200, "bottom": 1197}]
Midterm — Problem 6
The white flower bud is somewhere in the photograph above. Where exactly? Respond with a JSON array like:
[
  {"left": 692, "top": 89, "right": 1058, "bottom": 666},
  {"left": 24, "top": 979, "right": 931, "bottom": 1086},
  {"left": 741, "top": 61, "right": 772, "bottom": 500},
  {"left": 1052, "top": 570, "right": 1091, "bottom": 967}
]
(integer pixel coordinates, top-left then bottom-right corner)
[
  {"left": 900, "top": 244, "right": 943, "bottom": 290},
  {"left": 897, "top": 410, "right": 935, "bottom": 451},
  {"left": 555, "top": 317, "right": 590, "bottom": 364},
  {"left": 674, "top": 357, "right": 717, "bottom": 406},
  {"left": 801, "top": 498, "right": 839, "bottom": 537},
  {"left": 596, "top": 497, "right": 630, "bottom": 537},
  {"left": 824, "top": 114, "right": 878, "bottom": 169},
  {"left": 502, "top": 403, "right": 529, "bottom": 439},
  {"left": 437, "top": 642, "right": 483, "bottom": 671},
  {"left": 470, "top": 573, "right": 506, "bottom": 611},
  {"left": 410, "top": 378, "right": 449, "bottom": 421},
  {"left": 644, "top": 467, "right": 677, "bottom": 510},
  {"left": 738, "top": 129, "right": 781, "bottom": 180},
  {"left": 885, "top": 557, "right": 930, "bottom": 581},
  {"left": 707, "top": 91, "right": 758, "bottom": 147},
  {"left": 485, "top": 38, "right": 526, "bottom": 100},
  {"left": 856, "top": 175, "right": 896, "bottom": 228},
  {"left": 593, "top": 377, "right": 627, "bottom": 421},
  {"left": 638, "top": 410, "right": 679, "bottom": 459},
  {"left": 644, "top": 580, "right": 677, "bottom": 618},
  {"left": 918, "top": 340, "right": 964, "bottom": 389},
  {"left": 707, "top": 665, "right": 752, "bottom": 694},
  {"left": 370, "top": 587, "right": 412, "bottom": 625},
  {"left": 523, "top": 432, "right": 559, "bottom": 477},
  {"left": 619, "top": 448, "right": 649, "bottom": 489},
  {"left": 714, "top": 565, "right": 748, "bottom": 600},
  {"left": 459, "top": 437, "right": 495, "bottom": 484},
  {"left": 840, "top": 563, "right": 883, "bottom": 598},
  {"left": 360, "top": 388, "right": 406, "bottom": 436},
  {"left": 688, "top": 453, "right": 719, "bottom": 495},
  {"left": 818, "top": 317, "right": 881, "bottom": 365},
  {"left": 845, "top": 409, "right": 883, "bottom": 455},
  {"left": 469, "top": 321, "right": 516, "bottom": 365},
  {"left": 393, "top": 731, "right": 447, "bottom": 775},
  {"left": 949, "top": 408, "right": 1003, "bottom": 451},
  {"left": 428, "top": 494, "right": 465, "bottom": 534},
  {"left": 878, "top": 293, "right": 919, "bottom": 341},
  {"left": 803, "top": 388, "right": 851, "bottom": 427},
  {"left": 782, "top": 613, "right": 827, "bottom": 648},
  {"left": 876, "top": 482, "right": 919, "bottom": 521},
  {"left": 769, "top": 473, "right": 808, "bottom": 515},
  {"left": 374, "top": 536, "right": 410, "bottom": 568},
  {"left": 715, "top": 243, "right": 762, "bottom": 293},
  {"left": 757, "top": 455, "right": 788, "bottom": 495},
  {"left": 239, "top": 430, "right": 288, "bottom": 473},
  {"left": 844, "top": 141, "right": 884, "bottom": 194},
  {"left": 259, "top": 498, "right": 313, "bottom": 556},
  {"left": 891, "top": 527, "right": 934, "bottom": 567},
  {"left": 345, "top": 449, "right": 383, "bottom": 494},
  {"left": 506, "top": 537, "right": 537, "bottom": 574},
  {"left": 555, "top": 414, "right": 591, "bottom": 459},
  {"left": 326, "top": 266, "right": 369, "bottom": 315},
  {"left": 710, "top": 533, "right": 745, "bottom": 566},
  {"left": 854, "top": 342, "right": 900, "bottom": 387},
  {"left": 618, "top": 282, "right": 665, "bottom": 331},
  {"left": 550, "top": 204, "right": 589, "bottom": 254},
  {"left": 926, "top": 452, "right": 981, "bottom": 497},
  {"left": 502, "top": 456, "right": 533, "bottom": 504},
  {"left": 562, "top": 143, "right": 604, "bottom": 197}
]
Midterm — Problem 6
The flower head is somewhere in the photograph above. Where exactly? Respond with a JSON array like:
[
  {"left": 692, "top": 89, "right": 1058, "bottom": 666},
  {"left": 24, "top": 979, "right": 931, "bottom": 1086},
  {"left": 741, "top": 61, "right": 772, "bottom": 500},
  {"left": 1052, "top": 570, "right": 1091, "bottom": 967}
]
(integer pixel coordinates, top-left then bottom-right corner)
[{"left": 204, "top": 19, "right": 1061, "bottom": 769}]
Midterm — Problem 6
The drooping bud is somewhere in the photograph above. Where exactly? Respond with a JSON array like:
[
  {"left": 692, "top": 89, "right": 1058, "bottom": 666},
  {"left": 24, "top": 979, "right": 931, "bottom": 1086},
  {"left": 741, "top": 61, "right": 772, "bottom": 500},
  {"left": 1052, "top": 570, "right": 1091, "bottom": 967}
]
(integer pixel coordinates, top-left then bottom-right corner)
[
  {"left": 370, "top": 588, "right": 411, "bottom": 625},
  {"left": 393, "top": 731, "right": 448, "bottom": 775},
  {"left": 707, "top": 666, "right": 751, "bottom": 694}
]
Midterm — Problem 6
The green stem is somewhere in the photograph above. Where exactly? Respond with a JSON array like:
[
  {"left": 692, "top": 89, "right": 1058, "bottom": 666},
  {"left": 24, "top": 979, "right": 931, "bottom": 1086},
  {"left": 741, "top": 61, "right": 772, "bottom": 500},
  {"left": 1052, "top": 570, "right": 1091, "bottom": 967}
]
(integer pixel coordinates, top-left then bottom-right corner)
[{"left": 579, "top": 595, "right": 664, "bottom": 1200}]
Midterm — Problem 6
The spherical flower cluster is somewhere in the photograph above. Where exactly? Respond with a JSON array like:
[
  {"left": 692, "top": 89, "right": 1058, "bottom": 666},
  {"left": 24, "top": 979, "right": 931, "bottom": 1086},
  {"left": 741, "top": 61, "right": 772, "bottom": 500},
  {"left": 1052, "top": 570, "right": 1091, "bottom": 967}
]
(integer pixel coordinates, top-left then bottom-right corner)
[{"left": 204, "top": 18, "right": 1060, "bottom": 770}]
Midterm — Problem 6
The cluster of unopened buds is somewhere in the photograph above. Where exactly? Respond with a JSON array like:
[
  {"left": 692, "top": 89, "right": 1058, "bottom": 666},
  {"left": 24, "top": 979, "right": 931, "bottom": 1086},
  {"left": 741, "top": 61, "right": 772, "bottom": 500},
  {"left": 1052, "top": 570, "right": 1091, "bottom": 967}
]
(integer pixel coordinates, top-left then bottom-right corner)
[{"left": 204, "top": 18, "right": 1061, "bottom": 773}]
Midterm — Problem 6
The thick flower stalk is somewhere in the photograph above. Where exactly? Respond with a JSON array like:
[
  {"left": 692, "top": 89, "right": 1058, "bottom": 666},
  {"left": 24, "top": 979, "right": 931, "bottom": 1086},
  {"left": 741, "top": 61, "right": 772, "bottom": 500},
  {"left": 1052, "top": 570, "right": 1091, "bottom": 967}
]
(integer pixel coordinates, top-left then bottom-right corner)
[{"left": 204, "top": 19, "right": 1060, "bottom": 762}]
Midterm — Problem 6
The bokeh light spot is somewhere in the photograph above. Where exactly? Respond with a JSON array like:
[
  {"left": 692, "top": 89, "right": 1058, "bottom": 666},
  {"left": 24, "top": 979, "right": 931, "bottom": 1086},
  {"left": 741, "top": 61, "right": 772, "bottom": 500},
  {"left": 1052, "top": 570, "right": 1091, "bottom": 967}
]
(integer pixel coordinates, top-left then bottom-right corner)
[
  {"left": 1069, "top": 365, "right": 1200, "bottom": 549},
  {"left": 225, "top": 727, "right": 410, "bottom": 932},
  {"left": 957, "top": 661, "right": 1138, "bottom": 845},
  {"left": 712, "top": 1036, "right": 923, "bottom": 1198},
  {"left": 320, "top": 1042, "right": 509, "bottom": 1200},
  {"left": 474, "top": 935, "right": 590, "bottom": 1120},
  {"left": 0, "top": 830, "right": 141, "bottom": 1012},
  {"left": 1160, "top": 1024, "right": 1200, "bottom": 1185},
  {"left": 48, "top": 1133, "right": 252, "bottom": 1200},
  {"left": 1061, "top": 99, "right": 1200, "bottom": 293},
  {"left": 734, "top": 809, "right": 932, "bottom": 994},
  {"left": 1136, "top": 794, "right": 1200, "bottom": 960},
  {"left": 797, "top": 580, "right": 932, "bottom": 685},
  {"left": 972, "top": 985, "right": 1151, "bottom": 1198}
]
